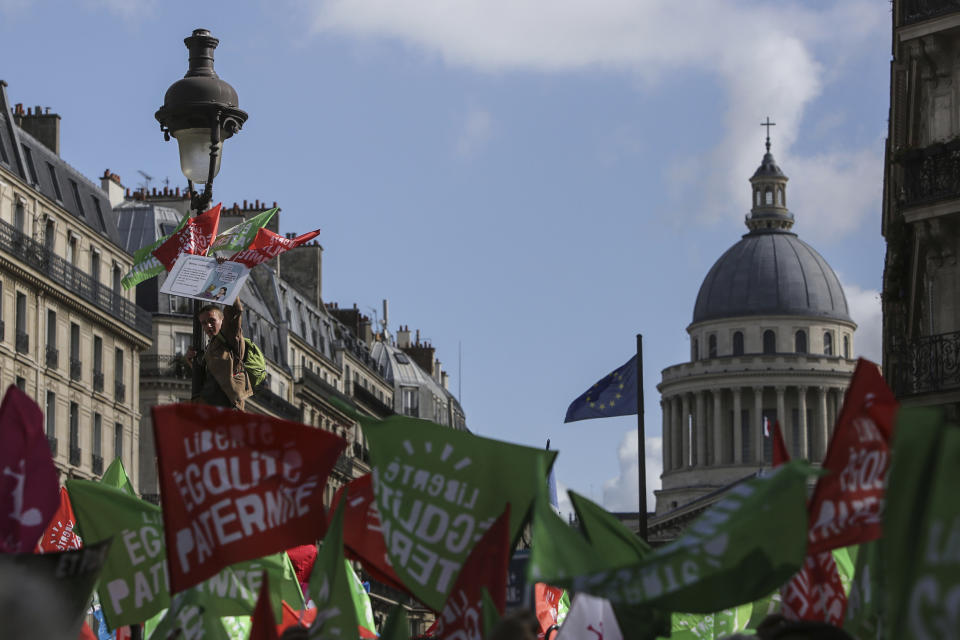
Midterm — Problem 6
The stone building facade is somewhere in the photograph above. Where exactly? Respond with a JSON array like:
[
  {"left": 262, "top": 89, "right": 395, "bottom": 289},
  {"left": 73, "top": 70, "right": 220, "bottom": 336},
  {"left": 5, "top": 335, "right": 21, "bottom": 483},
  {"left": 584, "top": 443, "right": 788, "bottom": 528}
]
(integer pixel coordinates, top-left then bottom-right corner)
[
  {"left": 0, "top": 82, "right": 151, "bottom": 489},
  {"left": 882, "top": 1, "right": 960, "bottom": 417},
  {"left": 650, "top": 139, "right": 857, "bottom": 542}
]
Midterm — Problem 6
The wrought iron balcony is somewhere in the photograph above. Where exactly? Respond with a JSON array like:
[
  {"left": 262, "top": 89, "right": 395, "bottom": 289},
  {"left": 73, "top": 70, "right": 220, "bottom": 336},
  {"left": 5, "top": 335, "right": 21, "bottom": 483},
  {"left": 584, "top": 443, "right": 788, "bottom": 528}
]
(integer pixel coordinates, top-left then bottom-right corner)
[
  {"left": 901, "top": 0, "right": 960, "bottom": 26},
  {"left": 70, "top": 358, "right": 82, "bottom": 381},
  {"left": 92, "top": 454, "right": 103, "bottom": 476},
  {"left": 334, "top": 453, "right": 353, "bottom": 478},
  {"left": 0, "top": 320, "right": 4, "bottom": 341},
  {"left": 93, "top": 371, "right": 104, "bottom": 393},
  {"left": 115, "top": 381, "right": 126, "bottom": 403},
  {"left": 251, "top": 386, "right": 302, "bottom": 422},
  {"left": 898, "top": 139, "right": 960, "bottom": 209},
  {"left": 46, "top": 346, "right": 58, "bottom": 368},
  {"left": 0, "top": 218, "right": 152, "bottom": 336},
  {"left": 15, "top": 331, "right": 28, "bottom": 354},
  {"left": 140, "top": 354, "right": 192, "bottom": 380},
  {"left": 69, "top": 446, "right": 81, "bottom": 466},
  {"left": 47, "top": 436, "right": 57, "bottom": 456},
  {"left": 889, "top": 330, "right": 960, "bottom": 397}
]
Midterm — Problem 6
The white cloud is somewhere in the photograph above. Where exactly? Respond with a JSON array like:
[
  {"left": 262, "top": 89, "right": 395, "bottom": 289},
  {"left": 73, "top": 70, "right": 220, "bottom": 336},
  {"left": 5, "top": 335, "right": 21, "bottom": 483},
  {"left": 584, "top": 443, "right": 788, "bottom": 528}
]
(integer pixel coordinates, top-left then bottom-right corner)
[
  {"left": 307, "top": 0, "right": 887, "bottom": 238},
  {"left": 843, "top": 281, "right": 883, "bottom": 364},
  {"left": 602, "top": 430, "right": 661, "bottom": 513},
  {"left": 455, "top": 108, "right": 493, "bottom": 158}
]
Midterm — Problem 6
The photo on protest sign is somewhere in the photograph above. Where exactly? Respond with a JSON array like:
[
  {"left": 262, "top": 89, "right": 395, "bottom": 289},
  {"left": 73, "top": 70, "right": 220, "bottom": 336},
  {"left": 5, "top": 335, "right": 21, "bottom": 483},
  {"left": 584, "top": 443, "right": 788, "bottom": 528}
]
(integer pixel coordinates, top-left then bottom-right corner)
[
  {"left": 152, "top": 404, "right": 345, "bottom": 593},
  {"left": 159, "top": 254, "right": 250, "bottom": 306}
]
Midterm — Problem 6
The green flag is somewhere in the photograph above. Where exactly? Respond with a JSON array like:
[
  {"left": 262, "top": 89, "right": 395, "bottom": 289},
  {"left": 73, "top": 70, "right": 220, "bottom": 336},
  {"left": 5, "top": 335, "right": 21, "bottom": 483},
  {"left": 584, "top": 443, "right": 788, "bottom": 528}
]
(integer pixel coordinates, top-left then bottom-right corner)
[
  {"left": 209, "top": 207, "right": 278, "bottom": 255},
  {"left": 360, "top": 412, "right": 557, "bottom": 610},
  {"left": 101, "top": 457, "right": 136, "bottom": 495},
  {"left": 882, "top": 406, "right": 960, "bottom": 640},
  {"left": 744, "top": 590, "right": 781, "bottom": 631},
  {"left": 380, "top": 605, "right": 410, "bottom": 640},
  {"left": 307, "top": 496, "right": 359, "bottom": 639},
  {"left": 347, "top": 559, "right": 377, "bottom": 635},
  {"left": 121, "top": 212, "right": 189, "bottom": 289},
  {"left": 147, "top": 588, "right": 231, "bottom": 640},
  {"left": 667, "top": 604, "right": 753, "bottom": 640},
  {"left": 844, "top": 539, "right": 882, "bottom": 638},
  {"left": 548, "top": 461, "right": 812, "bottom": 613},
  {"left": 481, "top": 587, "right": 502, "bottom": 638}
]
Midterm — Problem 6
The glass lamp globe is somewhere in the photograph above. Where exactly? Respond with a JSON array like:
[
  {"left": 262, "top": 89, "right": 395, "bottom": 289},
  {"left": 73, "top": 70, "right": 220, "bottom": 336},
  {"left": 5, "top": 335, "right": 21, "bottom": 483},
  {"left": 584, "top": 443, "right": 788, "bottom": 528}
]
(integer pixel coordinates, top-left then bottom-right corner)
[{"left": 172, "top": 127, "right": 222, "bottom": 185}]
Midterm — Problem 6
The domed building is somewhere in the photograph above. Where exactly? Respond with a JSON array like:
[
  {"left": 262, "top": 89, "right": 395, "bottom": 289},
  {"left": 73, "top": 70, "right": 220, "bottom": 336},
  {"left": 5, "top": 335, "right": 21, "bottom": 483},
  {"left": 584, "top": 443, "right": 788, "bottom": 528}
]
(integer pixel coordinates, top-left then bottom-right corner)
[{"left": 651, "top": 136, "right": 857, "bottom": 537}]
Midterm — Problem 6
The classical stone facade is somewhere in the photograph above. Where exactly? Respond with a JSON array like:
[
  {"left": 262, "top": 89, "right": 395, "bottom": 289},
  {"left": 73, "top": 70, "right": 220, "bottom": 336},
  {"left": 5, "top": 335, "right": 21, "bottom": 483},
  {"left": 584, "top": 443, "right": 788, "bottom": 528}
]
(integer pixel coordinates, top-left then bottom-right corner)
[
  {"left": 0, "top": 83, "right": 151, "bottom": 489},
  {"left": 882, "top": 1, "right": 960, "bottom": 417},
  {"left": 651, "top": 138, "right": 857, "bottom": 541}
]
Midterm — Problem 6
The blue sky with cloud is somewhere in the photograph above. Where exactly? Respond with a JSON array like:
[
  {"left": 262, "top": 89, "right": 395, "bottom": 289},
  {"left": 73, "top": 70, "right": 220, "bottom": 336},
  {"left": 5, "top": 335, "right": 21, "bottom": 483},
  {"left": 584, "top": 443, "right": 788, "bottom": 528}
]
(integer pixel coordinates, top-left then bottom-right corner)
[{"left": 1, "top": 0, "right": 888, "bottom": 511}]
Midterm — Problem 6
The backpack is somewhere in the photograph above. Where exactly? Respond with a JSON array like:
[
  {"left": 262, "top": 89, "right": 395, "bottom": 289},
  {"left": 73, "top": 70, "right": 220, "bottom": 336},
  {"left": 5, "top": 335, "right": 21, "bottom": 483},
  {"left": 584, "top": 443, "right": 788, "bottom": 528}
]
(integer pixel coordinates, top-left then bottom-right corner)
[{"left": 243, "top": 338, "right": 267, "bottom": 388}]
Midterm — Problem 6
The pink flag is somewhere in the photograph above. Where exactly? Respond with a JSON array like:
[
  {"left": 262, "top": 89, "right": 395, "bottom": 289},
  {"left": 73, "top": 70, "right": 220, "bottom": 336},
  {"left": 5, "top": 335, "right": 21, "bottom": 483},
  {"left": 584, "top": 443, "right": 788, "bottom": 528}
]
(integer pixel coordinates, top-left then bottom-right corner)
[
  {"left": 0, "top": 385, "right": 59, "bottom": 553},
  {"left": 152, "top": 403, "right": 346, "bottom": 593},
  {"left": 35, "top": 486, "right": 82, "bottom": 553},
  {"left": 229, "top": 227, "right": 321, "bottom": 268},
  {"left": 807, "top": 359, "right": 898, "bottom": 555},
  {"left": 151, "top": 203, "right": 222, "bottom": 271}
]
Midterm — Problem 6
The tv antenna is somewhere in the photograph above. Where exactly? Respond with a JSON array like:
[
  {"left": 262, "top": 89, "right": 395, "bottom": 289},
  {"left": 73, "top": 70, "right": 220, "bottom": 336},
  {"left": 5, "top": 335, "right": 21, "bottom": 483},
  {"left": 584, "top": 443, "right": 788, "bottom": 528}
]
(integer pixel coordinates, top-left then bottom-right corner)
[{"left": 137, "top": 170, "right": 153, "bottom": 192}]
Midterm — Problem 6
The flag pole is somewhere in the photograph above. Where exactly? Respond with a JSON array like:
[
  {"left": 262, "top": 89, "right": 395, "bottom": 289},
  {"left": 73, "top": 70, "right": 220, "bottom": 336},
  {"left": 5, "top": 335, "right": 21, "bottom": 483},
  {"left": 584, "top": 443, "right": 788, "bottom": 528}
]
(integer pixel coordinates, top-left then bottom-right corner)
[{"left": 636, "top": 333, "right": 647, "bottom": 542}]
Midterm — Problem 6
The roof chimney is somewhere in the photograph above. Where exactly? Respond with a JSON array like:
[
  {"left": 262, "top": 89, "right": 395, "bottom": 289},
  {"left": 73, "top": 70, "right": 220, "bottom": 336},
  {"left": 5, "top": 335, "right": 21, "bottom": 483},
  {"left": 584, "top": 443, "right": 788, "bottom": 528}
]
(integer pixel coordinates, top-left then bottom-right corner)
[
  {"left": 100, "top": 169, "right": 126, "bottom": 208},
  {"left": 13, "top": 104, "right": 61, "bottom": 156}
]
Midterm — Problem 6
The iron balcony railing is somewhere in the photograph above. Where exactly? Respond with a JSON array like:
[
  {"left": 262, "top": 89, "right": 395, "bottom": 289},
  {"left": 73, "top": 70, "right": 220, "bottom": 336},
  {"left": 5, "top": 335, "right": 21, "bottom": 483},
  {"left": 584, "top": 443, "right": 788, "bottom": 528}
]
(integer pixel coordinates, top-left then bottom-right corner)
[
  {"left": 92, "top": 454, "right": 103, "bottom": 476},
  {"left": 140, "top": 354, "right": 192, "bottom": 380},
  {"left": 47, "top": 436, "right": 57, "bottom": 456},
  {"left": 69, "top": 446, "right": 81, "bottom": 466},
  {"left": 898, "top": 139, "right": 960, "bottom": 209},
  {"left": 334, "top": 453, "right": 353, "bottom": 478},
  {"left": 251, "top": 386, "right": 302, "bottom": 422},
  {"left": 15, "top": 331, "right": 28, "bottom": 354},
  {"left": 70, "top": 358, "right": 82, "bottom": 381},
  {"left": 0, "top": 219, "right": 152, "bottom": 336},
  {"left": 889, "top": 330, "right": 960, "bottom": 397},
  {"left": 46, "top": 346, "right": 58, "bottom": 368},
  {"left": 901, "top": 0, "right": 960, "bottom": 26},
  {"left": 93, "top": 371, "right": 104, "bottom": 393},
  {"left": 115, "top": 381, "right": 126, "bottom": 403}
]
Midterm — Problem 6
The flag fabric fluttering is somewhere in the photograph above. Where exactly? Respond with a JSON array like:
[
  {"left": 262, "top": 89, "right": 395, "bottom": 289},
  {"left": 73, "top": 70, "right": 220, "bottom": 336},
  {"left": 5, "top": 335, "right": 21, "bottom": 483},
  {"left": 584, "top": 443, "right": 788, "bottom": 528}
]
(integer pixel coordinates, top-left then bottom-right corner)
[
  {"left": 564, "top": 355, "right": 638, "bottom": 423},
  {"left": 228, "top": 227, "right": 321, "bottom": 268},
  {"left": 151, "top": 203, "right": 222, "bottom": 271},
  {"left": 35, "top": 486, "right": 82, "bottom": 553},
  {"left": 555, "top": 593, "right": 623, "bottom": 640},
  {"left": 0, "top": 385, "right": 60, "bottom": 553},
  {"left": 209, "top": 207, "right": 278, "bottom": 256},
  {"left": 307, "top": 495, "right": 360, "bottom": 639},
  {"left": 249, "top": 572, "right": 279, "bottom": 640},
  {"left": 121, "top": 211, "right": 190, "bottom": 289},
  {"left": 772, "top": 420, "right": 789, "bottom": 468}
]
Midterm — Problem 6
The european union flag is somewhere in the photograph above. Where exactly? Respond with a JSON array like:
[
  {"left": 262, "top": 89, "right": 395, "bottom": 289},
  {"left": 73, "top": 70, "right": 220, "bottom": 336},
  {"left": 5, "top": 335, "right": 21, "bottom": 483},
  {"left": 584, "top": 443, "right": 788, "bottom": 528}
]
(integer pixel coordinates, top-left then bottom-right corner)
[{"left": 564, "top": 355, "right": 638, "bottom": 423}]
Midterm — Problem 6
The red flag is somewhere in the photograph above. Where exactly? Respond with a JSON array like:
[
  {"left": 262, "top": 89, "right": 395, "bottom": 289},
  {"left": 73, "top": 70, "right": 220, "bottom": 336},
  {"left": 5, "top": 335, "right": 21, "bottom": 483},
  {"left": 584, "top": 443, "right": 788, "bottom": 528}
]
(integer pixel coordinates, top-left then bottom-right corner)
[
  {"left": 78, "top": 621, "right": 97, "bottom": 640},
  {"left": 807, "top": 359, "right": 898, "bottom": 555},
  {"left": 287, "top": 543, "right": 317, "bottom": 598},
  {"left": 278, "top": 600, "right": 317, "bottom": 636},
  {"left": 433, "top": 505, "right": 511, "bottom": 639},
  {"left": 781, "top": 551, "right": 848, "bottom": 626},
  {"left": 229, "top": 227, "right": 321, "bottom": 268},
  {"left": 535, "top": 583, "right": 566, "bottom": 637},
  {"left": 151, "top": 203, "right": 222, "bottom": 271},
  {"left": 772, "top": 420, "right": 790, "bottom": 468},
  {"left": 0, "top": 385, "right": 59, "bottom": 553},
  {"left": 250, "top": 571, "right": 280, "bottom": 640},
  {"left": 35, "top": 486, "right": 82, "bottom": 553},
  {"left": 333, "top": 473, "right": 410, "bottom": 596},
  {"left": 151, "top": 404, "right": 346, "bottom": 592}
]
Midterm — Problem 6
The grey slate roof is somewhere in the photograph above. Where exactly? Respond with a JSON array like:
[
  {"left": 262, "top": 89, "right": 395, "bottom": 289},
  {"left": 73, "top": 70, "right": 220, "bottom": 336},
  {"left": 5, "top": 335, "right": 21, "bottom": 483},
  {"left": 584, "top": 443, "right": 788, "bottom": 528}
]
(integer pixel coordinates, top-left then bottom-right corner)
[
  {"left": 0, "top": 102, "right": 121, "bottom": 245},
  {"left": 692, "top": 229, "right": 851, "bottom": 324}
]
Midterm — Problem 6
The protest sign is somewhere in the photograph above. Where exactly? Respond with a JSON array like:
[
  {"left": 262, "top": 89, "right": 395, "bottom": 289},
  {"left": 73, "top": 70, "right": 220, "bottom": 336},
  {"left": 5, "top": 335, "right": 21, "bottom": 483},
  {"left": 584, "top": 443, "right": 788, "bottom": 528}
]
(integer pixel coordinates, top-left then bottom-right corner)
[
  {"left": 152, "top": 202, "right": 221, "bottom": 271},
  {"left": 0, "top": 384, "right": 59, "bottom": 553},
  {"left": 159, "top": 254, "right": 251, "bottom": 305},
  {"left": 546, "top": 461, "right": 811, "bottom": 613},
  {"left": 883, "top": 407, "right": 960, "bottom": 640},
  {"left": 152, "top": 404, "right": 345, "bottom": 592},
  {"left": 434, "top": 506, "right": 510, "bottom": 640},
  {"left": 807, "top": 358, "right": 897, "bottom": 555},
  {"left": 361, "top": 412, "right": 557, "bottom": 611},
  {"left": 36, "top": 485, "right": 83, "bottom": 552}
]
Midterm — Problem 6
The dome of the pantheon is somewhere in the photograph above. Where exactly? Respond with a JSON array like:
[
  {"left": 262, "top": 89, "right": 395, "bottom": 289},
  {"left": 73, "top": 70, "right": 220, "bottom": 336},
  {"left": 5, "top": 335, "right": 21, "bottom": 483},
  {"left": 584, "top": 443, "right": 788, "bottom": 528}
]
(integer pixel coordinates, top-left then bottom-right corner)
[{"left": 691, "top": 141, "right": 850, "bottom": 325}]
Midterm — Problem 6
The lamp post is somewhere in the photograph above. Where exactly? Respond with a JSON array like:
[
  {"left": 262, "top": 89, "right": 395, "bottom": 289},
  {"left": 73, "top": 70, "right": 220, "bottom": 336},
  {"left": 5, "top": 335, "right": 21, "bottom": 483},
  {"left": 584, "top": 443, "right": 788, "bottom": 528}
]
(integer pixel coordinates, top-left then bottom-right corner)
[{"left": 155, "top": 28, "right": 247, "bottom": 350}]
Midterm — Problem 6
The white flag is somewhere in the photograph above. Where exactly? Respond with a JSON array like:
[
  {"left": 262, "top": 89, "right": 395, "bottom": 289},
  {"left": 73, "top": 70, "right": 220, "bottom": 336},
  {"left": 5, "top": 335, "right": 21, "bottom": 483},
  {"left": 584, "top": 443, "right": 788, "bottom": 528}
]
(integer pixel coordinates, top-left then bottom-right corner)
[{"left": 555, "top": 593, "right": 623, "bottom": 640}]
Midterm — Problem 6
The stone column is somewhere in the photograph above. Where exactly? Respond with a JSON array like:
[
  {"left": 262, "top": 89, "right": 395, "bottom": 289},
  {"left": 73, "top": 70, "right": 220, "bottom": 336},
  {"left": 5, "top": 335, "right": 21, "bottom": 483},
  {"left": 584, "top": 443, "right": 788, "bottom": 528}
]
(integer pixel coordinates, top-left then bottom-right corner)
[
  {"left": 733, "top": 387, "right": 743, "bottom": 464},
  {"left": 680, "top": 393, "right": 691, "bottom": 468},
  {"left": 775, "top": 385, "right": 786, "bottom": 455},
  {"left": 797, "top": 386, "right": 808, "bottom": 460},
  {"left": 695, "top": 391, "right": 706, "bottom": 467},
  {"left": 673, "top": 395, "right": 683, "bottom": 470},
  {"left": 713, "top": 389, "right": 724, "bottom": 465},
  {"left": 753, "top": 386, "right": 764, "bottom": 465},
  {"left": 661, "top": 399, "right": 672, "bottom": 473},
  {"left": 817, "top": 386, "right": 829, "bottom": 461}
]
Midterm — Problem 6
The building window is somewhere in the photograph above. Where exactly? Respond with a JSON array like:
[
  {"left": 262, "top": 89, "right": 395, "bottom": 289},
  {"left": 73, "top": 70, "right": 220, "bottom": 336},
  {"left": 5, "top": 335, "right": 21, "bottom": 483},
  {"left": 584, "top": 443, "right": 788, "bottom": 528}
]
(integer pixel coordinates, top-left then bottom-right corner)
[
  {"left": 402, "top": 387, "right": 419, "bottom": 417},
  {"left": 794, "top": 330, "right": 807, "bottom": 354},
  {"left": 115, "top": 347, "right": 124, "bottom": 399},
  {"left": 93, "top": 336, "right": 103, "bottom": 391},
  {"left": 45, "top": 392, "right": 56, "bottom": 439},
  {"left": 67, "top": 233, "right": 77, "bottom": 264},
  {"left": 823, "top": 331, "right": 833, "bottom": 356},
  {"left": 175, "top": 332, "right": 191, "bottom": 356},
  {"left": 70, "top": 180, "right": 85, "bottom": 216},
  {"left": 114, "top": 423, "right": 124, "bottom": 460},
  {"left": 763, "top": 330, "right": 776, "bottom": 354},
  {"left": 90, "top": 249, "right": 101, "bottom": 283},
  {"left": 112, "top": 263, "right": 122, "bottom": 294},
  {"left": 765, "top": 188, "right": 773, "bottom": 205},
  {"left": 843, "top": 335, "right": 850, "bottom": 359},
  {"left": 46, "top": 309, "right": 58, "bottom": 367},
  {"left": 69, "top": 402, "right": 80, "bottom": 458},
  {"left": 47, "top": 163, "right": 63, "bottom": 201},
  {"left": 691, "top": 338, "right": 699, "bottom": 361},
  {"left": 15, "top": 291, "right": 28, "bottom": 354},
  {"left": 732, "top": 331, "right": 744, "bottom": 356},
  {"left": 44, "top": 218, "right": 55, "bottom": 251},
  {"left": 93, "top": 413, "right": 102, "bottom": 458},
  {"left": 21, "top": 144, "right": 38, "bottom": 184},
  {"left": 708, "top": 334, "right": 717, "bottom": 358},
  {"left": 70, "top": 322, "right": 81, "bottom": 381}
]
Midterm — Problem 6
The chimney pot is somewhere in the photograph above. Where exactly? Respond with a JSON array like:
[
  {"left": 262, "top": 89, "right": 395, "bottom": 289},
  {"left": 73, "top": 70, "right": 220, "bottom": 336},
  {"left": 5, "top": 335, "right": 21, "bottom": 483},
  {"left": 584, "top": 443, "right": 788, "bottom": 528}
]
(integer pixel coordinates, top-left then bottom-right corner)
[{"left": 35, "top": 105, "right": 41, "bottom": 115}]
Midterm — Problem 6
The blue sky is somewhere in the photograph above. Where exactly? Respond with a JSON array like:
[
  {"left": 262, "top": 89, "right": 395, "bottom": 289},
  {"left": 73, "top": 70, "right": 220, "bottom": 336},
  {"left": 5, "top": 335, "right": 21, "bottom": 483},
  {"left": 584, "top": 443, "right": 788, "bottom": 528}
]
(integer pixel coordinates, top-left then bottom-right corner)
[{"left": 1, "top": 0, "right": 890, "bottom": 513}]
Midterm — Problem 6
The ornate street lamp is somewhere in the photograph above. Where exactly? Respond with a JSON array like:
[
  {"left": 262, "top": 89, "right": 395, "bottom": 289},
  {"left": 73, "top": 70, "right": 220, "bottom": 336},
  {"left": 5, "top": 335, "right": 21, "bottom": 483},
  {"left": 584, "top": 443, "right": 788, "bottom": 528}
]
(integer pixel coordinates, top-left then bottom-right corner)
[
  {"left": 155, "top": 28, "right": 247, "bottom": 213},
  {"left": 156, "top": 28, "right": 248, "bottom": 351}
]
